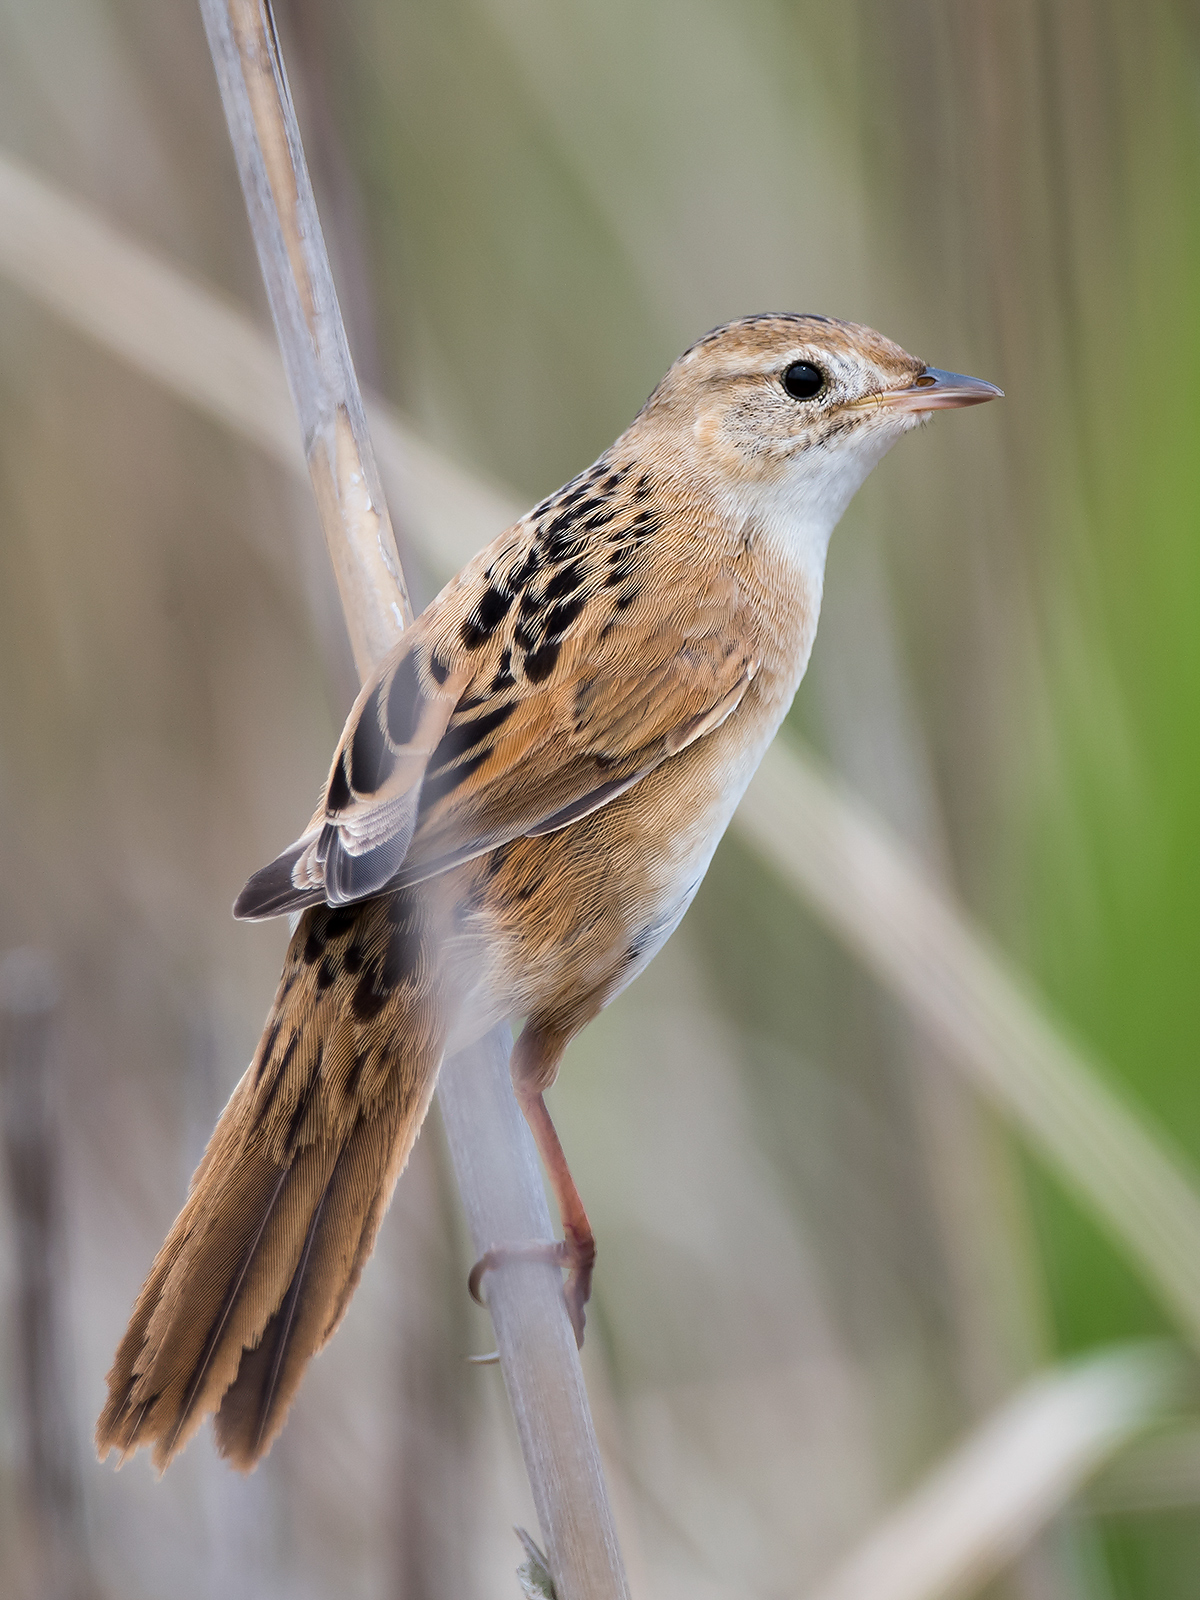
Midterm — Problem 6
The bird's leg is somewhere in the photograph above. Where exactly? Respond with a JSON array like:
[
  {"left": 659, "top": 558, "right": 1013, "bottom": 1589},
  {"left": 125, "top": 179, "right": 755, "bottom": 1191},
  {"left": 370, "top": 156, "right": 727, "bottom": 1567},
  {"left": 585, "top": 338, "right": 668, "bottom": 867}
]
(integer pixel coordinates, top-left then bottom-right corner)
[
  {"left": 518, "top": 1085, "right": 596, "bottom": 1340},
  {"left": 468, "top": 1022, "right": 596, "bottom": 1345}
]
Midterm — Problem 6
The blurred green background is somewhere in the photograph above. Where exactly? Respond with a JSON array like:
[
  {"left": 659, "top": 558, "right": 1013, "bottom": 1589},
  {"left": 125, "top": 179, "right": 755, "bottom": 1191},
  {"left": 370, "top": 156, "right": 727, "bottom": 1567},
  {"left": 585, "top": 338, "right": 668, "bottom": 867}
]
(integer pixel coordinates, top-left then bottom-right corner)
[{"left": 2, "top": 2, "right": 1200, "bottom": 1597}]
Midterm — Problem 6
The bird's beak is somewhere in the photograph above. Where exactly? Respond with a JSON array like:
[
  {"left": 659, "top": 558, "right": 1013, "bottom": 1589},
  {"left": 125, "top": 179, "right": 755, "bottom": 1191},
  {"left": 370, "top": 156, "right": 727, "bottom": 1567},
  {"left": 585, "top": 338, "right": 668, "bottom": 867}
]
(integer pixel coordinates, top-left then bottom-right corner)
[{"left": 875, "top": 367, "right": 1004, "bottom": 412}]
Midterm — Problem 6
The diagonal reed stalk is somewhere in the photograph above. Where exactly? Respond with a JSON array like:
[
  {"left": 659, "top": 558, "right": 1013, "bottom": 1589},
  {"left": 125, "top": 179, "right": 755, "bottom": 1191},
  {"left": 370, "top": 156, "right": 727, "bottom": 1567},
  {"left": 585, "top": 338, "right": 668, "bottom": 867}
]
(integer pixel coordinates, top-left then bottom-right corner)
[
  {"left": 3, "top": 147, "right": 1200, "bottom": 1359},
  {"left": 737, "top": 750, "right": 1200, "bottom": 1346},
  {"left": 802, "top": 1341, "right": 1187, "bottom": 1600},
  {"left": 192, "top": 5, "right": 629, "bottom": 1595}
]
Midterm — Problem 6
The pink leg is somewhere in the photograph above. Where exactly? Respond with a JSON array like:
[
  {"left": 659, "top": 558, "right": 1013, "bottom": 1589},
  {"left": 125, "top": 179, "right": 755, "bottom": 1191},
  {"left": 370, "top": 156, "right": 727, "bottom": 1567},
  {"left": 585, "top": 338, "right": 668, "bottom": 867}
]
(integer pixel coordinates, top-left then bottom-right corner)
[{"left": 468, "top": 1024, "right": 596, "bottom": 1345}]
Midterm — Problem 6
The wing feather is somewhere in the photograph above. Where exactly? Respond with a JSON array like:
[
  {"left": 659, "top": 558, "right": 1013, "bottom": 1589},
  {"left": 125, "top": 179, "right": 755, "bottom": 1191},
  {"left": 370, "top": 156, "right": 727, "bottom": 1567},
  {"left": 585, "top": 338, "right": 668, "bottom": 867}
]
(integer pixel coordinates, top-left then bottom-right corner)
[
  {"left": 235, "top": 453, "right": 757, "bottom": 918},
  {"left": 235, "top": 634, "right": 470, "bottom": 918}
]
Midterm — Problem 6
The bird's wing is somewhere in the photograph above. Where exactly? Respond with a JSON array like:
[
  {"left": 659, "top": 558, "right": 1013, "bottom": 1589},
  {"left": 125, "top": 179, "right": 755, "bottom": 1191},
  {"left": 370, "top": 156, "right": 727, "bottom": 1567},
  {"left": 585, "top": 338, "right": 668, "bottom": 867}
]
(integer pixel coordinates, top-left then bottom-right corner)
[
  {"left": 235, "top": 457, "right": 755, "bottom": 918},
  {"left": 233, "top": 635, "right": 472, "bottom": 917}
]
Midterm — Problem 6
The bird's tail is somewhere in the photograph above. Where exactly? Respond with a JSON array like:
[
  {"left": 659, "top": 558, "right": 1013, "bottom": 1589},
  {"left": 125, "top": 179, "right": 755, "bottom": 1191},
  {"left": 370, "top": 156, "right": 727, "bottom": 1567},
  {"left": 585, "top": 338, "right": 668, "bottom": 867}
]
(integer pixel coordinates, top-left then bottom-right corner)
[{"left": 97, "top": 892, "right": 445, "bottom": 1472}]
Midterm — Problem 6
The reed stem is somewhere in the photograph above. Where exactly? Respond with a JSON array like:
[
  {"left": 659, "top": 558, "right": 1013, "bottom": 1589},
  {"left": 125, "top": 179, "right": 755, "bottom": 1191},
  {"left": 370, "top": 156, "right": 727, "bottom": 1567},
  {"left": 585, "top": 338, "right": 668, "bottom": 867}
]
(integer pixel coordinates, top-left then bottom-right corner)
[{"left": 196, "top": 4, "right": 630, "bottom": 1593}]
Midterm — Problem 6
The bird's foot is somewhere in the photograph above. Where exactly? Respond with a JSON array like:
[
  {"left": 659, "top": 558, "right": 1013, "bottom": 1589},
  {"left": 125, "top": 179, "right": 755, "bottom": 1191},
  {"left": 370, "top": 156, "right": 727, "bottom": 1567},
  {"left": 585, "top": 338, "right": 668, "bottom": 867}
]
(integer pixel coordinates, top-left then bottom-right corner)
[{"left": 468, "top": 1225, "right": 595, "bottom": 1347}]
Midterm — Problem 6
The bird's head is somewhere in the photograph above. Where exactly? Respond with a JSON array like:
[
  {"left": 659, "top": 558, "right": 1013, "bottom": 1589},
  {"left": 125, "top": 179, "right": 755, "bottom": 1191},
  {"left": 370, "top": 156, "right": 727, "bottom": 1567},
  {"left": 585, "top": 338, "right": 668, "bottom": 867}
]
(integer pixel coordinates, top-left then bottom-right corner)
[{"left": 631, "top": 312, "right": 1000, "bottom": 572}]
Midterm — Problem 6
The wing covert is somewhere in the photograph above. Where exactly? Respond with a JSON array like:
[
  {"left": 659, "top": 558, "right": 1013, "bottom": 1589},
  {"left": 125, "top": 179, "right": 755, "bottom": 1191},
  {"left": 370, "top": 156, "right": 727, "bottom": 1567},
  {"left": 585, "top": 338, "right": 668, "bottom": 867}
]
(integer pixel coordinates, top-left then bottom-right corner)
[{"left": 234, "top": 451, "right": 757, "bottom": 918}]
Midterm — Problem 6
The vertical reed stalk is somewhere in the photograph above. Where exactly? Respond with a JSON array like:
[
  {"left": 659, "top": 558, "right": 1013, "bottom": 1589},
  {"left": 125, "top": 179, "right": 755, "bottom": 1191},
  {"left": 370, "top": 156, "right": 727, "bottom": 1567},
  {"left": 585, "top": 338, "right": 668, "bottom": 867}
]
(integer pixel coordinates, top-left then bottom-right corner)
[{"left": 195, "top": 3, "right": 629, "bottom": 1593}]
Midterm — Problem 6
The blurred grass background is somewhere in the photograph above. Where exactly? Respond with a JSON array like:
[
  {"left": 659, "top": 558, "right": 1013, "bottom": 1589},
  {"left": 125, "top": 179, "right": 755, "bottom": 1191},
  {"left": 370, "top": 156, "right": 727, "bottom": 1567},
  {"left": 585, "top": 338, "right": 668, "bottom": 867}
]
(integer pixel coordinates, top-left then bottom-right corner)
[{"left": 2, "top": 2, "right": 1200, "bottom": 1597}]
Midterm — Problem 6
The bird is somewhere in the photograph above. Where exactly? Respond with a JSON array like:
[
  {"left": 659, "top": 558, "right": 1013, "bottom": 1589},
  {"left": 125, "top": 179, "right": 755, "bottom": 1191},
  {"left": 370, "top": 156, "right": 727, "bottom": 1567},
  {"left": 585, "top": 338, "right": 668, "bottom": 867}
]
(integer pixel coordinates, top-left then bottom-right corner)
[{"left": 96, "top": 313, "right": 999, "bottom": 1473}]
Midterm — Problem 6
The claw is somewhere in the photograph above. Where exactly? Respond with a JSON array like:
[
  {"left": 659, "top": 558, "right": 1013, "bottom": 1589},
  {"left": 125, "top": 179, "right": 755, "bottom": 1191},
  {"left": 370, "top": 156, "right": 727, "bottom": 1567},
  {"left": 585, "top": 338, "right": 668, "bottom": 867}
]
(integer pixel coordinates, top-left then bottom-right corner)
[{"left": 468, "top": 1231, "right": 595, "bottom": 1347}]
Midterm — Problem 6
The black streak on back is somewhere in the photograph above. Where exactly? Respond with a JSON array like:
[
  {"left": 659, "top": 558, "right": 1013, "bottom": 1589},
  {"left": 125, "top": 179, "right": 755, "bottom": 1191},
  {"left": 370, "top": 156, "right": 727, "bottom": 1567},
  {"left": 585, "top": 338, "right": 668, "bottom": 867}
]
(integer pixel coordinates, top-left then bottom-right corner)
[
  {"left": 462, "top": 586, "right": 513, "bottom": 649},
  {"left": 524, "top": 640, "right": 561, "bottom": 683}
]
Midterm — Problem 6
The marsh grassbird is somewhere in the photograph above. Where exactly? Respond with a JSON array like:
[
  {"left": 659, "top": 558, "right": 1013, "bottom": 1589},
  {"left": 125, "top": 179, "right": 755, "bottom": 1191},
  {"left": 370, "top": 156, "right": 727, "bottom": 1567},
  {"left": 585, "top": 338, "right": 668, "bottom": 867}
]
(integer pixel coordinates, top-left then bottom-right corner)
[{"left": 97, "top": 314, "right": 999, "bottom": 1471}]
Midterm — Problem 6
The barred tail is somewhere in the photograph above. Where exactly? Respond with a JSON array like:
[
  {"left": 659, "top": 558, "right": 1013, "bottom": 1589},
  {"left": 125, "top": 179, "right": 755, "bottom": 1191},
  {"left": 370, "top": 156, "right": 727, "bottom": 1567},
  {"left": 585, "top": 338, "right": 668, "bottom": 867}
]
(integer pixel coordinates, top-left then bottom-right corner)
[{"left": 97, "top": 895, "right": 444, "bottom": 1471}]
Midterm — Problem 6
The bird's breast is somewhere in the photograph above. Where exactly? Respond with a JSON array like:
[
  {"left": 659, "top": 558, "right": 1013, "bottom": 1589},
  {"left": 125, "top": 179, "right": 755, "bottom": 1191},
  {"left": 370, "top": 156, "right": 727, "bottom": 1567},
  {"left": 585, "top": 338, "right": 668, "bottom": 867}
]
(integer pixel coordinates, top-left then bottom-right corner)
[{"left": 437, "top": 534, "right": 824, "bottom": 1043}]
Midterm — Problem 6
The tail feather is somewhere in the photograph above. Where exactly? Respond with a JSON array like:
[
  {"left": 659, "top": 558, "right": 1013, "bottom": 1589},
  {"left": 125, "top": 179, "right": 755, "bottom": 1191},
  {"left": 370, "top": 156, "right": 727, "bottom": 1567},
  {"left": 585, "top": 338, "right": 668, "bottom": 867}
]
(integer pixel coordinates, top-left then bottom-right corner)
[
  {"left": 211, "top": 1092, "right": 419, "bottom": 1466},
  {"left": 97, "top": 893, "right": 445, "bottom": 1472},
  {"left": 214, "top": 1170, "right": 335, "bottom": 1468}
]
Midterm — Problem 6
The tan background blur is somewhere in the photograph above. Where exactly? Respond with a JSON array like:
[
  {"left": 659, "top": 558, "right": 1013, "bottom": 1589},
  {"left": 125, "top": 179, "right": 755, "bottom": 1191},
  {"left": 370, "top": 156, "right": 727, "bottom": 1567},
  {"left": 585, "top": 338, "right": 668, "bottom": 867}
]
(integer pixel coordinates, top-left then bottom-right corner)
[{"left": 2, "top": 3, "right": 1200, "bottom": 1597}]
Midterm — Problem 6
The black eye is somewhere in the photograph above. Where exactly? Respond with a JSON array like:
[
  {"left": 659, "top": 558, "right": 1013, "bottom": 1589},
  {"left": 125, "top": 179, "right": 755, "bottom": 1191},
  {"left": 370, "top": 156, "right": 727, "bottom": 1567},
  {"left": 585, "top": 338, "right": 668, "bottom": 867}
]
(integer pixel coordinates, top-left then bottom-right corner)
[{"left": 782, "top": 361, "right": 825, "bottom": 400}]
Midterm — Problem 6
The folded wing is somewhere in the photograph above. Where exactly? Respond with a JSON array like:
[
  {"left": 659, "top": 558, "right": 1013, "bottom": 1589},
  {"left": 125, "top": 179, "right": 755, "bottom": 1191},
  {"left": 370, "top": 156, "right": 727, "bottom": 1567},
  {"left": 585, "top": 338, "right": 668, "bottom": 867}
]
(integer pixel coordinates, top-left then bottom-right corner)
[{"left": 235, "top": 474, "right": 756, "bottom": 920}]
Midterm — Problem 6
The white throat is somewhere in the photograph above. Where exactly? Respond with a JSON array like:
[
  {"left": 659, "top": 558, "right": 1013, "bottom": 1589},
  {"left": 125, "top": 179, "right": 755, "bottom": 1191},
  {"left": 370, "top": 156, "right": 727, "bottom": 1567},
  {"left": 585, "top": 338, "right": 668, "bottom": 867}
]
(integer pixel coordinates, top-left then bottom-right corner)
[{"left": 723, "top": 422, "right": 907, "bottom": 596}]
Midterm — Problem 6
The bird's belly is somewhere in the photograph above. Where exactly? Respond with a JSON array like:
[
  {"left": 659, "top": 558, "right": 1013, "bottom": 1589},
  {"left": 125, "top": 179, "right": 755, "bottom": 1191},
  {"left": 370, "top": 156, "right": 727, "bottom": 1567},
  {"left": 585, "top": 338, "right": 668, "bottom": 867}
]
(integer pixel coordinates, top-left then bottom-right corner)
[{"left": 439, "top": 688, "right": 786, "bottom": 1050}]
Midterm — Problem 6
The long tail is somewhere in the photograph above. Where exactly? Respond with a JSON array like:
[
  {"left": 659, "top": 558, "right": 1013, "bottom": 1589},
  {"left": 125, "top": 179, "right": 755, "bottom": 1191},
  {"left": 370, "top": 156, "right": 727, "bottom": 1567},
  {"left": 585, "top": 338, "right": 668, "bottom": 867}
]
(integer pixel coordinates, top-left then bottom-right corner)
[{"left": 97, "top": 891, "right": 444, "bottom": 1472}]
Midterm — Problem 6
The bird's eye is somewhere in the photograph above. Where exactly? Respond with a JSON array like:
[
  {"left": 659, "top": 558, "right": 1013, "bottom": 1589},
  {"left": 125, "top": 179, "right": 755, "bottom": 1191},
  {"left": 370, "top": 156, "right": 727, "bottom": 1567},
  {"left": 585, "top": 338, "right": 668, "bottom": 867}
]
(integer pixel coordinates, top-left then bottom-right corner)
[{"left": 782, "top": 362, "right": 825, "bottom": 400}]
